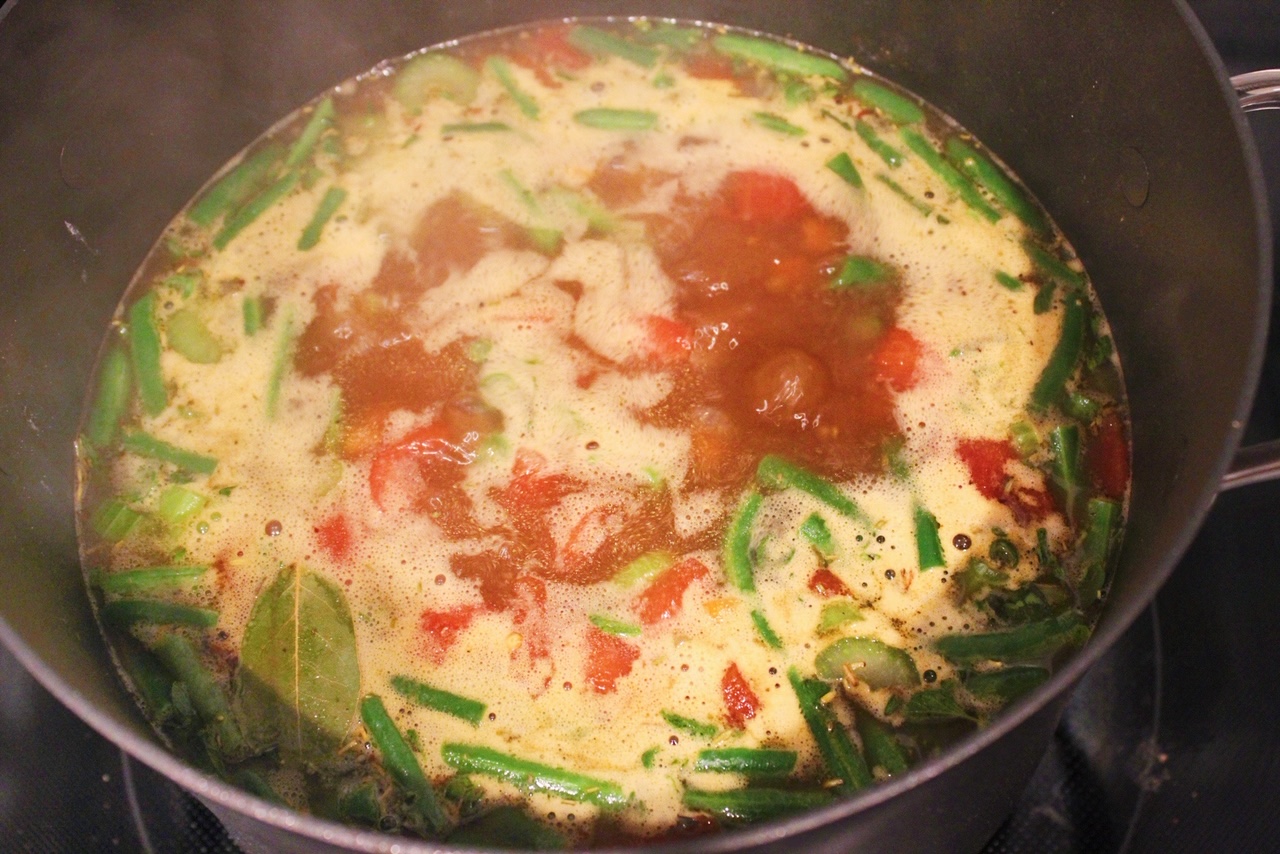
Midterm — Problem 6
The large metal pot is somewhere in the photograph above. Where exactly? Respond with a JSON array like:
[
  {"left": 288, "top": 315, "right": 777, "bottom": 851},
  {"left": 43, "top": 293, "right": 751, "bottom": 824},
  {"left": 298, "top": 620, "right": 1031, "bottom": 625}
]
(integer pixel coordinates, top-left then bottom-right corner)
[{"left": 0, "top": 2, "right": 1273, "bottom": 852}]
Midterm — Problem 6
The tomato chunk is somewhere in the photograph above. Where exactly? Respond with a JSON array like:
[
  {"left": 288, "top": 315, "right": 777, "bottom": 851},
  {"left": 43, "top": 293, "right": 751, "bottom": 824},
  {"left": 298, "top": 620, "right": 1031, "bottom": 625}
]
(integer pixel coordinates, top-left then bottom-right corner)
[
  {"left": 721, "top": 662, "right": 760, "bottom": 729},
  {"left": 724, "top": 171, "right": 808, "bottom": 224},
  {"left": 420, "top": 606, "right": 479, "bottom": 663},
  {"left": 808, "top": 568, "right": 851, "bottom": 598},
  {"left": 1089, "top": 413, "right": 1130, "bottom": 500},
  {"left": 585, "top": 627, "right": 640, "bottom": 694},
  {"left": 633, "top": 557, "right": 710, "bottom": 625},
  {"left": 314, "top": 513, "right": 352, "bottom": 562},
  {"left": 956, "top": 438, "right": 1018, "bottom": 500},
  {"left": 644, "top": 314, "right": 694, "bottom": 365},
  {"left": 873, "top": 327, "right": 922, "bottom": 392}
]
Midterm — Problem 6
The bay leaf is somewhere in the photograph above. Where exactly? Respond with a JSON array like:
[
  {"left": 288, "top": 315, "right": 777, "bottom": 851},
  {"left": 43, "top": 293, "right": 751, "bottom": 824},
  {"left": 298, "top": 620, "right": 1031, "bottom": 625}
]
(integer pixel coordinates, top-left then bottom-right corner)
[{"left": 238, "top": 564, "right": 360, "bottom": 758}]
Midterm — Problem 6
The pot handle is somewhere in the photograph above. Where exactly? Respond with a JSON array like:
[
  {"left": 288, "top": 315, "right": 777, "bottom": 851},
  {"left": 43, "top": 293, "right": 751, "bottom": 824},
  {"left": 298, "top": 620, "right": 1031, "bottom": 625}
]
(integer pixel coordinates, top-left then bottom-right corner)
[{"left": 1220, "top": 70, "right": 1280, "bottom": 491}]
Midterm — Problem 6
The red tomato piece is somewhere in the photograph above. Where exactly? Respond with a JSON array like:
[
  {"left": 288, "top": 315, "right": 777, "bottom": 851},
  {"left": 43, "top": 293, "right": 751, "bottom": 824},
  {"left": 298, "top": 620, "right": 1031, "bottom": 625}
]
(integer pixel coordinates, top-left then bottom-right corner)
[
  {"left": 683, "top": 51, "right": 739, "bottom": 82},
  {"left": 724, "top": 171, "right": 808, "bottom": 224},
  {"left": 314, "top": 513, "right": 352, "bottom": 562},
  {"left": 526, "top": 25, "right": 592, "bottom": 71},
  {"left": 369, "top": 421, "right": 474, "bottom": 510},
  {"left": 644, "top": 314, "right": 694, "bottom": 364},
  {"left": 1089, "top": 413, "right": 1130, "bottom": 500},
  {"left": 956, "top": 438, "right": 1018, "bottom": 500},
  {"left": 585, "top": 626, "right": 640, "bottom": 694},
  {"left": 721, "top": 663, "right": 760, "bottom": 729},
  {"left": 420, "top": 606, "right": 479, "bottom": 663},
  {"left": 873, "top": 327, "right": 923, "bottom": 392},
  {"left": 807, "top": 568, "right": 852, "bottom": 598},
  {"left": 633, "top": 557, "right": 710, "bottom": 625}
]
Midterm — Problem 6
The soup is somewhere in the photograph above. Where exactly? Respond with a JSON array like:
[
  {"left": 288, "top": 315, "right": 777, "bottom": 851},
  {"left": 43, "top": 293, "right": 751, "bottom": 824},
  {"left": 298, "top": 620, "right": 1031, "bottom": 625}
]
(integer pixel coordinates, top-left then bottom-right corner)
[{"left": 75, "top": 19, "right": 1129, "bottom": 848}]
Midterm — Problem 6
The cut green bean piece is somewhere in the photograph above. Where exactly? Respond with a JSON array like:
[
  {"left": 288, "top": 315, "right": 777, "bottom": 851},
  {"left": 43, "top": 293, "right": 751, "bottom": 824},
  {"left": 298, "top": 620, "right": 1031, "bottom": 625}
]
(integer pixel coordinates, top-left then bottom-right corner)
[
  {"left": 1024, "top": 241, "right": 1086, "bottom": 290},
  {"left": 265, "top": 312, "right": 296, "bottom": 419},
  {"left": 934, "top": 610, "right": 1090, "bottom": 665},
  {"left": 612, "top": 550, "right": 674, "bottom": 587},
  {"left": 831, "top": 255, "right": 889, "bottom": 289},
  {"left": 361, "top": 694, "right": 451, "bottom": 835},
  {"left": 799, "top": 512, "right": 836, "bottom": 558},
  {"left": 442, "top": 121, "right": 513, "bottom": 135},
  {"left": 589, "top": 613, "right": 642, "bottom": 638},
  {"left": 638, "top": 23, "right": 703, "bottom": 50},
  {"left": 213, "top": 170, "right": 300, "bottom": 251},
  {"left": 756, "top": 455, "right": 862, "bottom": 520},
  {"left": 787, "top": 668, "right": 872, "bottom": 793},
  {"left": 995, "top": 271, "right": 1024, "bottom": 292},
  {"left": 1078, "top": 498, "right": 1119, "bottom": 604},
  {"left": 486, "top": 55, "right": 539, "bottom": 119},
  {"left": 641, "top": 746, "right": 660, "bottom": 768},
  {"left": 569, "top": 25, "right": 658, "bottom": 67},
  {"left": 815, "top": 636, "right": 921, "bottom": 689},
  {"left": 855, "top": 710, "right": 909, "bottom": 775},
  {"left": 876, "top": 173, "right": 933, "bottom": 216},
  {"left": 93, "top": 565, "right": 208, "bottom": 595},
  {"left": 121, "top": 431, "right": 217, "bottom": 475},
  {"left": 724, "top": 490, "right": 762, "bottom": 591},
  {"left": 441, "top": 742, "right": 629, "bottom": 809},
  {"left": 449, "top": 806, "right": 568, "bottom": 850},
  {"left": 963, "top": 665, "right": 1050, "bottom": 704},
  {"left": 914, "top": 503, "right": 946, "bottom": 571},
  {"left": 825, "top": 151, "right": 863, "bottom": 189},
  {"left": 682, "top": 786, "right": 834, "bottom": 823},
  {"left": 750, "top": 609, "right": 784, "bottom": 649},
  {"left": 128, "top": 292, "right": 167, "bottom": 416},
  {"left": 102, "top": 599, "right": 219, "bottom": 628},
  {"left": 1063, "top": 390, "right": 1101, "bottom": 422},
  {"left": 391, "top": 674, "right": 487, "bottom": 726},
  {"left": 151, "top": 633, "right": 244, "bottom": 755},
  {"left": 242, "top": 296, "right": 263, "bottom": 336},
  {"left": 92, "top": 498, "right": 142, "bottom": 542},
  {"left": 900, "top": 128, "right": 1001, "bottom": 223},
  {"left": 188, "top": 144, "right": 284, "bottom": 228},
  {"left": 297, "top": 186, "right": 347, "bottom": 251},
  {"left": 712, "top": 34, "right": 848, "bottom": 81},
  {"left": 156, "top": 485, "right": 207, "bottom": 526},
  {"left": 852, "top": 79, "right": 924, "bottom": 124},
  {"left": 166, "top": 306, "right": 223, "bottom": 364},
  {"left": 284, "top": 97, "right": 335, "bottom": 169},
  {"left": 573, "top": 108, "right": 659, "bottom": 131},
  {"left": 1030, "top": 294, "right": 1086, "bottom": 412},
  {"left": 752, "top": 111, "right": 806, "bottom": 136},
  {"left": 694, "top": 748, "right": 798, "bottom": 776},
  {"left": 856, "top": 120, "right": 904, "bottom": 168},
  {"left": 1048, "top": 424, "right": 1083, "bottom": 520},
  {"left": 945, "top": 137, "right": 1049, "bottom": 234},
  {"left": 661, "top": 710, "right": 718, "bottom": 739},
  {"left": 817, "top": 601, "right": 863, "bottom": 634},
  {"left": 86, "top": 345, "right": 131, "bottom": 447}
]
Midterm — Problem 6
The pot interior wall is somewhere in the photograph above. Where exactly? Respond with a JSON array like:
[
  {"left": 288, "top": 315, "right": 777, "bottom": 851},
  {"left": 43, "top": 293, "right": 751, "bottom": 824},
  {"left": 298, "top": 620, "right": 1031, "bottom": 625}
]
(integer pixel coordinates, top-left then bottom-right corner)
[{"left": 0, "top": 1, "right": 1267, "bottom": 850}]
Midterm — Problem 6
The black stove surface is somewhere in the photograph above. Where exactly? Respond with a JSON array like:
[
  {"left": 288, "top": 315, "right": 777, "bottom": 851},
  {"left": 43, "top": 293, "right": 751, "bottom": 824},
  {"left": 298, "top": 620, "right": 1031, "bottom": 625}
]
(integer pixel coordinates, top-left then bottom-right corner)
[{"left": 2, "top": 2, "right": 1279, "bottom": 852}]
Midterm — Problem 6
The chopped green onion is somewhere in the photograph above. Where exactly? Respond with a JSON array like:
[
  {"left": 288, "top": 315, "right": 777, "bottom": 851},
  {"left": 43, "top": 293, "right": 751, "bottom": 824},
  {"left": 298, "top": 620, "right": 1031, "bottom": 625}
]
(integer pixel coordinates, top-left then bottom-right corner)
[
  {"left": 91, "top": 498, "right": 142, "bottom": 542},
  {"left": 750, "top": 609, "right": 783, "bottom": 649},
  {"left": 441, "top": 121, "right": 513, "bottom": 134},
  {"left": 825, "top": 151, "right": 863, "bottom": 189},
  {"left": 394, "top": 53, "right": 480, "bottom": 112},
  {"left": 831, "top": 255, "right": 890, "bottom": 289},
  {"left": 876, "top": 173, "right": 932, "bottom": 216},
  {"left": 752, "top": 111, "right": 806, "bottom": 136}
]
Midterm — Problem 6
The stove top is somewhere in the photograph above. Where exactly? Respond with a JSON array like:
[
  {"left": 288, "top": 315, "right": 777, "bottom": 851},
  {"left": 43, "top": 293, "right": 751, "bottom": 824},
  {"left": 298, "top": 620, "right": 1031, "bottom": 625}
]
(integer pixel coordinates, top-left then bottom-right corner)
[{"left": 2, "top": 2, "right": 1278, "bottom": 852}]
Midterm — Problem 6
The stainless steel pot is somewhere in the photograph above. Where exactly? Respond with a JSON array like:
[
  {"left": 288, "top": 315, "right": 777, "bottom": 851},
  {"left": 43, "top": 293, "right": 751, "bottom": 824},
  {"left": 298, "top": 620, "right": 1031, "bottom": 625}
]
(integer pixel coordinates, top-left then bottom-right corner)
[{"left": 0, "top": 2, "right": 1275, "bottom": 852}]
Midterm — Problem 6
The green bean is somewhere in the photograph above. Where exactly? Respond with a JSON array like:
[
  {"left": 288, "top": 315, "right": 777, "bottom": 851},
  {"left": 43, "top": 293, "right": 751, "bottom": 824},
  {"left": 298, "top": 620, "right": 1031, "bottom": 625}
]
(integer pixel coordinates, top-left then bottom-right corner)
[
  {"left": 831, "top": 255, "right": 890, "bottom": 289},
  {"left": 569, "top": 26, "right": 658, "bottom": 67},
  {"left": 1048, "top": 424, "right": 1082, "bottom": 521},
  {"left": 856, "top": 120, "right": 904, "bottom": 168},
  {"left": 852, "top": 79, "right": 924, "bottom": 124},
  {"left": 682, "top": 786, "right": 834, "bottom": 823},
  {"left": 933, "top": 610, "right": 1090, "bottom": 665},
  {"left": 1078, "top": 498, "right": 1119, "bottom": 604},
  {"left": 814, "top": 636, "right": 920, "bottom": 689},
  {"left": 212, "top": 170, "right": 300, "bottom": 251},
  {"left": 265, "top": 311, "right": 296, "bottom": 419},
  {"left": 188, "top": 144, "right": 284, "bottom": 228},
  {"left": 127, "top": 292, "right": 168, "bottom": 416},
  {"left": 787, "top": 667, "right": 871, "bottom": 793},
  {"left": 573, "top": 108, "right": 659, "bottom": 131},
  {"left": 1025, "top": 241, "right": 1086, "bottom": 290},
  {"left": 361, "top": 694, "right": 450, "bottom": 835},
  {"left": 1029, "top": 294, "right": 1086, "bottom": 412},
  {"left": 102, "top": 599, "right": 219, "bottom": 628},
  {"left": 723, "top": 490, "right": 762, "bottom": 591},
  {"left": 297, "top": 186, "right": 347, "bottom": 251},
  {"left": 712, "top": 34, "right": 848, "bottom": 81},
  {"left": 94, "top": 565, "right": 208, "bottom": 595},
  {"left": 963, "top": 665, "right": 1049, "bottom": 704},
  {"left": 485, "top": 55, "right": 539, "bottom": 119},
  {"left": 750, "top": 609, "right": 783, "bottom": 649},
  {"left": 694, "top": 747, "right": 797, "bottom": 776},
  {"left": 825, "top": 151, "right": 863, "bottom": 189},
  {"left": 441, "top": 742, "right": 629, "bottom": 809},
  {"left": 166, "top": 307, "right": 222, "bottom": 364},
  {"left": 876, "top": 173, "right": 933, "bottom": 216},
  {"left": 91, "top": 498, "right": 142, "bottom": 542},
  {"left": 756, "top": 455, "right": 862, "bottom": 520},
  {"left": 752, "top": 111, "right": 806, "bottom": 136},
  {"left": 589, "top": 614, "right": 642, "bottom": 638},
  {"left": 86, "top": 345, "right": 131, "bottom": 447},
  {"left": 945, "top": 137, "right": 1049, "bottom": 235},
  {"left": 855, "top": 710, "right": 909, "bottom": 775},
  {"left": 242, "top": 295, "right": 263, "bottom": 336},
  {"left": 661, "top": 710, "right": 718, "bottom": 739},
  {"left": 441, "top": 121, "right": 514, "bottom": 134},
  {"left": 150, "top": 633, "right": 243, "bottom": 755},
  {"left": 913, "top": 503, "right": 946, "bottom": 570},
  {"left": 390, "top": 674, "right": 487, "bottom": 726},
  {"left": 449, "top": 806, "right": 567, "bottom": 850},
  {"left": 120, "top": 430, "right": 218, "bottom": 475},
  {"left": 282, "top": 97, "right": 335, "bottom": 169},
  {"left": 899, "top": 128, "right": 1001, "bottom": 223}
]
